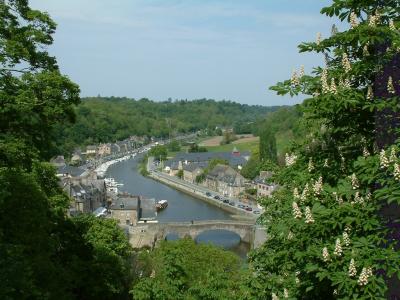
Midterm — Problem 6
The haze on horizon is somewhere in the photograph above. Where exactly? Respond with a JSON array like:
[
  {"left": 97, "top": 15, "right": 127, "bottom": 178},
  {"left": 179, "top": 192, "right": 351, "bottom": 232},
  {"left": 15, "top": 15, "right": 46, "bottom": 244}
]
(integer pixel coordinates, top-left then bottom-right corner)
[{"left": 31, "top": 0, "right": 333, "bottom": 106}]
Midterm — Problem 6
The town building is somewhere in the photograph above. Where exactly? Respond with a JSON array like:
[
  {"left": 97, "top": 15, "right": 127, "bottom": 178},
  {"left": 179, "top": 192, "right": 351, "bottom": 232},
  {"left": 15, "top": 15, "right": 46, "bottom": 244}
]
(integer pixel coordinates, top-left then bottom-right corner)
[
  {"left": 183, "top": 162, "right": 208, "bottom": 183},
  {"left": 205, "top": 164, "right": 246, "bottom": 198},
  {"left": 86, "top": 145, "right": 98, "bottom": 156},
  {"left": 98, "top": 143, "right": 112, "bottom": 156},
  {"left": 109, "top": 195, "right": 139, "bottom": 226},
  {"left": 254, "top": 171, "right": 278, "bottom": 198}
]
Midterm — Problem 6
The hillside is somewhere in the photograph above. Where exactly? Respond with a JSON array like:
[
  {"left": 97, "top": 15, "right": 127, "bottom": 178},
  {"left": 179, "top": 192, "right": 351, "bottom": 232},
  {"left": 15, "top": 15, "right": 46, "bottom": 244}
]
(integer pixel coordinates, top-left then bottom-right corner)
[{"left": 54, "top": 97, "right": 281, "bottom": 155}]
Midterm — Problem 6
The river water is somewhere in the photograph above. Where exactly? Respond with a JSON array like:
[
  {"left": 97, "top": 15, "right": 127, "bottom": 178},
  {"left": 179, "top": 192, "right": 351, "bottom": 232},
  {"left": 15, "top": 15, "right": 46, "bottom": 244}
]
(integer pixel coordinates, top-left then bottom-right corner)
[{"left": 105, "top": 154, "right": 249, "bottom": 257}]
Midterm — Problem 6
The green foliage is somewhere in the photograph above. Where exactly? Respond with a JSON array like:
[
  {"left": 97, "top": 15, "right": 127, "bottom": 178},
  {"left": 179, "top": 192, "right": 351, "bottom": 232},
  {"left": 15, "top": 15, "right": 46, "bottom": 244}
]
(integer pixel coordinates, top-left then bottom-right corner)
[
  {"left": 220, "top": 131, "right": 237, "bottom": 145},
  {"left": 167, "top": 139, "right": 181, "bottom": 152},
  {"left": 250, "top": 2, "right": 400, "bottom": 299},
  {"left": 149, "top": 145, "right": 168, "bottom": 161},
  {"left": 188, "top": 143, "right": 208, "bottom": 153},
  {"left": 177, "top": 169, "right": 184, "bottom": 179},
  {"left": 131, "top": 239, "right": 248, "bottom": 300},
  {"left": 259, "top": 128, "right": 277, "bottom": 163},
  {"left": 55, "top": 97, "right": 280, "bottom": 155}
]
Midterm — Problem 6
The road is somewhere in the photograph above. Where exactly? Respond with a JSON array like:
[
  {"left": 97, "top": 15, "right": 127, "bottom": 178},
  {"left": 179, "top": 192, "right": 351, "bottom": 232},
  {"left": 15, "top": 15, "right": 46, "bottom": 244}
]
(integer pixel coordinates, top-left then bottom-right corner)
[{"left": 150, "top": 169, "right": 262, "bottom": 217}]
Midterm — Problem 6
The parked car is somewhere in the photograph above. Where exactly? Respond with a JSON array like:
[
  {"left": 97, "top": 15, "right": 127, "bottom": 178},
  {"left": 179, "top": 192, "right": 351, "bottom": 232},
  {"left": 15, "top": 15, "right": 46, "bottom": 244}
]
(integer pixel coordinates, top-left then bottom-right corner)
[
  {"left": 223, "top": 199, "right": 229, "bottom": 204},
  {"left": 253, "top": 210, "right": 261, "bottom": 214},
  {"left": 229, "top": 201, "right": 235, "bottom": 206},
  {"left": 214, "top": 195, "right": 220, "bottom": 200},
  {"left": 245, "top": 207, "right": 253, "bottom": 211},
  {"left": 206, "top": 192, "right": 211, "bottom": 197},
  {"left": 237, "top": 204, "right": 245, "bottom": 209}
]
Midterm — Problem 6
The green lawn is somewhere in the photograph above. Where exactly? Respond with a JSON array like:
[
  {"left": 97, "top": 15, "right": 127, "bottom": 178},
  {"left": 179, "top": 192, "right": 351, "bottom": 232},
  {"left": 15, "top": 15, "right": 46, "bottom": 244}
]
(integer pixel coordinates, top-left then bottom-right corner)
[{"left": 205, "top": 140, "right": 259, "bottom": 153}]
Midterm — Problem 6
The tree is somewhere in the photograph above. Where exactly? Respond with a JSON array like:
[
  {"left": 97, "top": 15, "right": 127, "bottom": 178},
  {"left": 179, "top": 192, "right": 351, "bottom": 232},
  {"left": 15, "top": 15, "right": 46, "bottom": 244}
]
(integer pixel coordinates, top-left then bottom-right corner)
[
  {"left": 167, "top": 139, "right": 181, "bottom": 152},
  {"left": 248, "top": 2, "right": 400, "bottom": 299},
  {"left": 131, "top": 239, "right": 248, "bottom": 300},
  {"left": 259, "top": 128, "right": 277, "bottom": 163},
  {"left": 149, "top": 145, "right": 168, "bottom": 161}
]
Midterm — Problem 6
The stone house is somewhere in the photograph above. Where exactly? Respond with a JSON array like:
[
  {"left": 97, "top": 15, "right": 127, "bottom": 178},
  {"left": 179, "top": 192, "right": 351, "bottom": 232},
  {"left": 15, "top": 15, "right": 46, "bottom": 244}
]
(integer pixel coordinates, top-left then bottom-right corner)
[
  {"left": 98, "top": 143, "right": 112, "bottom": 156},
  {"left": 205, "top": 164, "right": 246, "bottom": 198},
  {"left": 109, "top": 195, "right": 139, "bottom": 226},
  {"left": 254, "top": 171, "right": 278, "bottom": 198},
  {"left": 183, "top": 162, "right": 207, "bottom": 183},
  {"left": 86, "top": 145, "right": 98, "bottom": 156}
]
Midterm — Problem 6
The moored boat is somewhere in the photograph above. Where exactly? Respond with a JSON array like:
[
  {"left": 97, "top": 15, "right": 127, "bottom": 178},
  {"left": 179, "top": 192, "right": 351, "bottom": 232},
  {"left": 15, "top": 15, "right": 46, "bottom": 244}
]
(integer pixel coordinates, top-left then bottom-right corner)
[{"left": 155, "top": 199, "right": 168, "bottom": 211}]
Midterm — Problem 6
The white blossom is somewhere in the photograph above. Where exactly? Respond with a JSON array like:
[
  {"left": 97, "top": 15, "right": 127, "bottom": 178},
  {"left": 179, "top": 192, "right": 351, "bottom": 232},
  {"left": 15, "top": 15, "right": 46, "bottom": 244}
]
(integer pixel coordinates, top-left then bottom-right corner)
[
  {"left": 316, "top": 32, "right": 322, "bottom": 45},
  {"left": 322, "top": 247, "right": 330, "bottom": 262},
  {"left": 323, "top": 159, "right": 329, "bottom": 167},
  {"left": 285, "top": 153, "right": 298, "bottom": 166},
  {"left": 272, "top": 293, "right": 279, "bottom": 300},
  {"left": 344, "top": 78, "right": 351, "bottom": 89},
  {"left": 363, "top": 45, "right": 370, "bottom": 56},
  {"left": 343, "top": 231, "right": 350, "bottom": 246},
  {"left": 389, "top": 20, "right": 396, "bottom": 31},
  {"left": 301, "top": 183, "right": 309, "bottom": 204},
  {"left": 305, "top": 206, "right": 314, "bottom": 224},
  {"left": 330, "top": 78, "right": 337, "bottom": 94},
  {"left": 308, "top": 158, "right": 315, "bottom": 173},
  {"left": 287, "top": 231, "right": 294, "bottom": 240},
  {"left": 313, "top": 176, "right": 323, "bottom": 196},
  {"left": 369, "top": 12, "right": 380, "bottom": 27},
  {"left": 334, "top": 238, "right": 343, "bottom": 256},
  {"left": 351, "top": 173, "right": 359, "bottom": 190},
  {"left": 333, "top": 192, "right": 343, "bottom": 204},
  {"left": 389, "top": 147, "right": 397, "bottom": 163},
  {"left": 321, "top": 69, "right": 329, "bottom": 93},
  {"left": 354, "top": 192, "right": 364, "bottom": 204},
  {"left": 344, "top": 225, "right": 352, "bottom": 233},
  {"left": 380, "top": 149, "right": 390, "bottom": 169},
  {"left": 299, "top": 65, "right": 305, "bottom": 78},
  {"left": 363, "top": 147, "right": 370, "bottom": 157},
  {"left": 388, "top": 76, "right": 395, "bottom": 94},
  {"left": 350, "top": 12, "right": 359, "bottom": 28},
  {"left": 293, "top": 187, "right": 300, "bottom": 199},
  {"left": 342, "top": 53, "right": 351, "bottom": 73},
  {"left": 394, "top": 163, "right": 400, "bottom": 181},
  {"left": 292, "top": 202, "right": 302, "bottom": 219},
  {"left": 358, "top": 267, "right": 372, "bottom": 286},
  {"left": 291, "top": 69, "right": 300, "bottom": 86},
  {"left": 283, "top": 288, "right": 289, "bottom": 298},
  {"left": 367, "top": 86, "right": 373, "bottom": 100},
  {"left": 348, "top": 259, "right": 357, "bottom": 277}
]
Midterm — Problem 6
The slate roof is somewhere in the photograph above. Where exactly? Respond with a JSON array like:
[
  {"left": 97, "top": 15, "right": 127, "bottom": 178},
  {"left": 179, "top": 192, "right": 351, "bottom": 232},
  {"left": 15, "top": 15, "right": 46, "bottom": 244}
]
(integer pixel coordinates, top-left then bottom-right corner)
[
  {"left": 111, "top": 196, "right": 139, "bottom": 210},
  {"left": 139, "top": 197, "right": 157, "bottom": 220},
  {"left": 206, "top": 164, "right": 245, "bottom": 186},
  {"left": 57, "top": 165, "right": 85, "bottom": 177},
  {"left": 165, "top": 151, "right": 249, "bottom": 170},
  {"left": 182, "top": 162, "right": 208, "bottom": 172}
]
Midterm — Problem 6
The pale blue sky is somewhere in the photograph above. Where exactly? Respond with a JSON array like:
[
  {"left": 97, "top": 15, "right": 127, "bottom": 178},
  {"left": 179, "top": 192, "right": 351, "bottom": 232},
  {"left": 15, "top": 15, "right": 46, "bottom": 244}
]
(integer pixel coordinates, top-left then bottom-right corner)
[{"left": 31, "top": 0, "right": 336, "bottom": 106}]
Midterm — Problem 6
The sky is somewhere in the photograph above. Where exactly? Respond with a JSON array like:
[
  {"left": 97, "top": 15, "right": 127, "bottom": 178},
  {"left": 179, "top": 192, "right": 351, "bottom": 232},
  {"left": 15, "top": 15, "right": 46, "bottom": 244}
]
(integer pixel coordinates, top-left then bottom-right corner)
[{"left": 30, "top": 0, "right": 337, "bottom": 106}]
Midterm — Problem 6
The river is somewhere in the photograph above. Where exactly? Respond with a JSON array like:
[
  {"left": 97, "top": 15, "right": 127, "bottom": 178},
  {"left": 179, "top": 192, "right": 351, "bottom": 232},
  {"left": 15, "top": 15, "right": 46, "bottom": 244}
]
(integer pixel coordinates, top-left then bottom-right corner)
[{"left": 105, "top": 154, "right": 249, "bottom": 257}]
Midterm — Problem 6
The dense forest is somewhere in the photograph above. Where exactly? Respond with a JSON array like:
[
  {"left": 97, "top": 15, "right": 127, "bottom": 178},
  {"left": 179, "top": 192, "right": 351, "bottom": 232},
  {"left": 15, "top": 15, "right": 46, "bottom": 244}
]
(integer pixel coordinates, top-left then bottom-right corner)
[{"left": 54, "top": 97, "right": 281, "bottom": 155}]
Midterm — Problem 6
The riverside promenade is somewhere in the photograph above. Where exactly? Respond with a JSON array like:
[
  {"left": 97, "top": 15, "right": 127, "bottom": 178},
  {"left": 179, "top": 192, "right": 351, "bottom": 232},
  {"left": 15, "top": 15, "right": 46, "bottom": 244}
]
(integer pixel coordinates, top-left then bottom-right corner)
[{"left": 147, "top": 169, "right": 259, "bottom": 220}]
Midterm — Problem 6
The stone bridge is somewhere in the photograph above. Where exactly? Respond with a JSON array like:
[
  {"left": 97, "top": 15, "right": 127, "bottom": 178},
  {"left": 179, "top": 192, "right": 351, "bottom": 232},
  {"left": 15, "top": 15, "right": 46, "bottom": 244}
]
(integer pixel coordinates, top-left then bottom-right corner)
[{"left": 154, "top": 220, "right": 256, "bottom": 244}]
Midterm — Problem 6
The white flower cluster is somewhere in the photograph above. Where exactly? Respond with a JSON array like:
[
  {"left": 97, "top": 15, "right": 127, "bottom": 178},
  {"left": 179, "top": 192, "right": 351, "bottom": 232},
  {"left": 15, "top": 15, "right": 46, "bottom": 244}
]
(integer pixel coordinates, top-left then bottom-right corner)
[
  {"left": 342, "top": 78, "right": 351, "bottom": 89},
  {"left": 369, "top": 12, "right": 380, "bottom": 27},
  {"left": 351, "top": 173, "right": 359, "bottom": 190},
  {"left": 389, "top": 20, "right": 396, "bottom": 31},
  {"left": 366, "top": 192, "right": 372, "bottom": 201},
  {"left": 367, "top": 86, "right": 373, "bottom": 100},
  {"left": 333, "top": 192, "right": 343, "bottom": 205},
  {"left": 380, "top": 149, "right": 390, "bottom": 169},
  {"left": 330, "top": 78, "right": 337, "bottom": 94},
  {"left": 313, "top": 176, "right": 323, "bottom": 196},
  {"left": 388, "top": 76, "right": 395, "bottom": 94},
  {"left": 344, "top": 225, "right": 352, "bottom": 233},
  {"left": 389, "top": 147, "right": 397, "bottom": 163},
  {"left": 333, "top": 238, "right": 343, "bottom": 256},
  {"left": 354, "top": 192, "right": 364, "bottom": 204},
  {"left": 363, "top": 147, "right": 370, "bottom": 157},
  {"left": 292, "top": 202, "right": 302, "bottom": 219},
  {"left": 291, "top": 69, "right": 300, "bottom": 86},
  {"left": 358, "top": 267, "right": 373, "bottom": 286},
  {"left": 350, "top": 12, "right": 358, "bottom": 28},
  {"left": 272, "top": 292, "right": 279, "bottom": 300},
  {"left": 285, "top": 153, "right": 297, "bottom": 166},
  {"left": 322, "top": 247, "right": 330, "bottom": 262},
  {"left": 299, "top": 65, "right": 305, "bottom": 78},
  {"left": 323, "top": 159, "right": 329, "bottom": 167},
  {"left": 287, "top": 231, "right": 294, "bottom": 240},
  {"left": 293, "top": 187, "right": 300, "bottom": 199},
  {"left": 342, "top": 53, "right": 352, "bottom": 73},
  {"left": 305, "top": 206, "right": 314, "bottom": 224},
  {"left": 363, "top": 44, "right": 370, "bottom": 56},
  {"left": 348, "top": 259, "right": 357, "bottom": 277},
  {"left": 343, "top": 231, "right": 350, "bottom": 246},
  {"left": 316, "top": 32, "right": 322, "bottom": 45},
  {"left": 321, "top": 69, "right": 330, "bottom": 93},
  {"left": 301, "top": 184, "right": 309, "bottom": 204},
  {"left": 308, "top": 158, "right": 315, "bottom": 173},
  {"left": 394, "top": 163, "right": 400, "bottom": 181},
  {"left": 283, "top": 288, "right": 289, "bottom": 298}
]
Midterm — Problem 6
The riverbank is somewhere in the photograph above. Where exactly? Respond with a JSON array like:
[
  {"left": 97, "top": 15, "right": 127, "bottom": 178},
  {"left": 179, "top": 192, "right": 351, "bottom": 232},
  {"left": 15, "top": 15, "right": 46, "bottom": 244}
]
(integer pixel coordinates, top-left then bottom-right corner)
[{"left": 148, "top": 171, "right": 257, "bottom": 221}]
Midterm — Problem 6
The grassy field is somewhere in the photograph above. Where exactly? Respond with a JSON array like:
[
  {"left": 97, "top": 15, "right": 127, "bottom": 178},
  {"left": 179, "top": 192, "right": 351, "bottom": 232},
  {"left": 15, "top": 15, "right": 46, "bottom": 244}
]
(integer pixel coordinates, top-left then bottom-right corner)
[{"left": 205, "top": 140, "right": 259, "bottom": 153}]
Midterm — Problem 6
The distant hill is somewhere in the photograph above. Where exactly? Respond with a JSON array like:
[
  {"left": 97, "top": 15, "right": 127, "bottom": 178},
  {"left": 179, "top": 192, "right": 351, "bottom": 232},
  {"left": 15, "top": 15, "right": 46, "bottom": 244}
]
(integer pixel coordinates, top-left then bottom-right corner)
[{"left": 53, "top": 97, "right": 282, "bottom": 155}]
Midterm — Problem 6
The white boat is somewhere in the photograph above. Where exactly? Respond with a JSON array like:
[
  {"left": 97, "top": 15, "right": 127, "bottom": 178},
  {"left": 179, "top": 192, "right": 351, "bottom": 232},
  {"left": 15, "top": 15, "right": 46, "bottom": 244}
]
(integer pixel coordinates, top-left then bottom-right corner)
[{"left": 155, "top": 199, "right": 168, "bottom": 211}]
